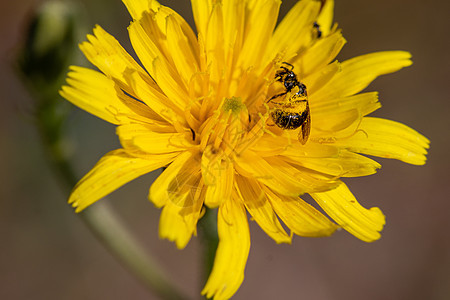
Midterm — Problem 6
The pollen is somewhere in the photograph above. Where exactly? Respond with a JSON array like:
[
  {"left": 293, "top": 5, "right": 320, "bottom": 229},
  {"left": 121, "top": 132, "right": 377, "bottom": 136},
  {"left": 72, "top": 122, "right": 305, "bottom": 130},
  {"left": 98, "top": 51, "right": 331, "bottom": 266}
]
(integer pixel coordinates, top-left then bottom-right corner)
[{"left": 222, "top": 97, "right": 245, "bottom": 115}]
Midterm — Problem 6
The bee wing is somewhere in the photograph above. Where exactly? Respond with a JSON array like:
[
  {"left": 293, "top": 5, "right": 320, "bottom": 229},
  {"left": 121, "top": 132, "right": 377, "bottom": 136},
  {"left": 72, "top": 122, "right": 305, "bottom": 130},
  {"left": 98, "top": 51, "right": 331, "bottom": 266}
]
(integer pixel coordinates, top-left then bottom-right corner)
[{"left": 298, "top": 104, "right": 311, "bottom": 145}]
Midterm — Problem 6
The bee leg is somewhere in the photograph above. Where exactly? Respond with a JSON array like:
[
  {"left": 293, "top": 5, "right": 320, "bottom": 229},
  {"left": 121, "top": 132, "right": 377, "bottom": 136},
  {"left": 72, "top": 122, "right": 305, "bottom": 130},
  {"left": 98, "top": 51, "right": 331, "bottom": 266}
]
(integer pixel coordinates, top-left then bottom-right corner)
[
  {"left": 268, "top": 100, "right": 286, "bottom": 106},
  {"left": 267, "top": 91, "right": 287, "bottom": 103},
  {"left": 281, "top": 62, "right": 294, "bottom": 70}
]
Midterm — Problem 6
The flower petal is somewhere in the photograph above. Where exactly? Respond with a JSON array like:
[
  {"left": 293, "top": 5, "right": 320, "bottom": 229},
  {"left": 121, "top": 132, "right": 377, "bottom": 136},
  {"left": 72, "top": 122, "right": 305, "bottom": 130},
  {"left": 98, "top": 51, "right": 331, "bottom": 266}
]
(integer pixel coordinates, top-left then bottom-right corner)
[
  {"left": 191, "top": 0, "right": 212, "bottom": 39},
  {"left": 336, "top": 117, "right": 430, "bottom": 165},
  {"left": 158, "top": 181, "right": 204, "bottom": 249},
  {"left": 122, "top": 0, "right": 161, "bottom": 20},
  {"left": 60, "top": 66, "right": 135, "bottom": 125},
  {"left": 284, "top": 149, "right": 381, "bottom": 177},
  {"left": 128, "top": 17, "right": 189, "bottom": 109},
  {"left": 316, "top": 0, "right": 335, "bottom": 36},
  {"left": 311, "top": 92, "right": 380, "bottom": 117},
  {"left": 124, "top": 70, "right": 184, "bottom": 122},
  {"left": 238, "top": 0, "right": 281, "bottom": 68},
  {"left": 69, "top": 149, "right": 175, "bottom": 212},
  {"left": 166, "top": 14, "right": 200, "bottom": 85},
  {"left": 79, "top": 26, "right": 159, "bottom": 96},
  {"left": 304, "top": 60, "right": 340, "bottom": 95},
  {"left": 313, "top": 107, "right": 360, "bottom": 134},
  {"left": 297, "top": 31, "right": 346, "bottom": 77},
  {"left": 267, "top": 0, "right": 321, "bottom": 60},
  {"left": 278, "top": 139, "right": 339, "bottom": 158},
  {"left": 235, "top": 151, "right": 338, "bottom": 196},
  {"left": 221, "top": 0, "right": 245, "bottom": 59},
  {"left": 202, "top": 146, "right": 234, "bottom": 208},
  {"left": 311, "top": 182, "right": 386, "bottom": 242},
  {"left": 313, "top": 51, "right": 413, "bottom": 101},
  {"left": 117, "top": 123, "right": 193, "bottom": 154},
  {"left": 263, "top": 187, "right": 338, "bottom": 237},
  {"left": 149, "top": 151, "right": 201, "bottom": 208},
  {"left": 235, "top": 151, "right": 303, "bottom": 196},
  {"left": 202, "top": 198, "right": 250, "bottom": 300},
  {"left": 235, "top": 175, "right": 291, "bottom": 244},
  {"left": 78, "top": 26, "right": 178, "bottom": 122}
]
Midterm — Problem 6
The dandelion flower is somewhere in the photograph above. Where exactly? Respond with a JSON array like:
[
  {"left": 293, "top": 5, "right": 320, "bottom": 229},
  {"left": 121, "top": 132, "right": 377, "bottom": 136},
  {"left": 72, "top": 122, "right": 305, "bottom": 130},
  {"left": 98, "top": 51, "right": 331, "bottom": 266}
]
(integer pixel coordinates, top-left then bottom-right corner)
[{"left": 60, "top": 0, "right": 429, "bottom": 299}]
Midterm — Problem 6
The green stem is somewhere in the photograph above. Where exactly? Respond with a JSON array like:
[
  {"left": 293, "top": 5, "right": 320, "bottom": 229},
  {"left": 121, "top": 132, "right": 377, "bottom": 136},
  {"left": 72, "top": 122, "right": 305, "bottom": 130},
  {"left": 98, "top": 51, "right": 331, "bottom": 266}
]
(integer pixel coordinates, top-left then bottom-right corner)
[
  {"left": 80, "top": 204, "right": 186, "bottom": 300},
  {"left": 198, "top": 207, "right": 219, "bottom": 296},
  {"left": 36, "top": 109, "right": 189, "bottom": 300}
]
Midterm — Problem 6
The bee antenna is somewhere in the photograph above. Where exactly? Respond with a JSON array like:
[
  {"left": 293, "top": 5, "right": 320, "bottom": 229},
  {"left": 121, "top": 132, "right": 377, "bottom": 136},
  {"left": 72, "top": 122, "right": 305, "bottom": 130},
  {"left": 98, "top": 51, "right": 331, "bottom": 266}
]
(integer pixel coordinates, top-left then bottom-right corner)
[{"left": 281, "top": 61, "right": 294, "bottom": 70}]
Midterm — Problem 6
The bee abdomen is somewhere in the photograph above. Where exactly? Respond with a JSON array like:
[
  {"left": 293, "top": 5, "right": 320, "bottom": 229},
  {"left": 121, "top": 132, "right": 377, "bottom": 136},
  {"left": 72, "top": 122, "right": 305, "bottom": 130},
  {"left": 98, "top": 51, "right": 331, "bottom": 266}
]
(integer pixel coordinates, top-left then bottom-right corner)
[{"left": 271, "top": 109, "right": 308, "bottom": 130}]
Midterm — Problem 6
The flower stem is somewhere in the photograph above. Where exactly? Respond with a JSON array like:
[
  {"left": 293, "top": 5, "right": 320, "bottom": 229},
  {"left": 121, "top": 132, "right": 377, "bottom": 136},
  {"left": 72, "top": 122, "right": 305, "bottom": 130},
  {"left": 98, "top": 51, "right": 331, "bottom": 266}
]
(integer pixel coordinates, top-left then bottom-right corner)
[
  {"left": 198, "top": 208, "right": 219, "bottom": 290},
  {"left": 35, "top": 101, "right": 190, "bottom": 300},
  {"left": 80, "top": 204, "right": 188, "bottom": 300},
  {"left": 38, "top": 102, "right": 191, "bottom": 300}
]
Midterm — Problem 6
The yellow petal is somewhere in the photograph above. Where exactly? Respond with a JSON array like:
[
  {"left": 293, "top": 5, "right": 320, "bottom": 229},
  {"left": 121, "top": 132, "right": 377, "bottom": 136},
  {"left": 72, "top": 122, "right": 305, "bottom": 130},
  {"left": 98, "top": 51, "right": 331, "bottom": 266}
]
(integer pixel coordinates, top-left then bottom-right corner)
[
  {"left": 313, "top": 51, "right": 412, "bottom": 101},
  {"left": 79, "top": 25, "right": 159, "bottom": 96},
  {"left": 202, "top": 146, "right": 234, "bottom": 208},
  {"left": 279, "top": 139, "right": 339, "bottom": 158},
  {"left": 253, "top": 133, "right": 340, "bottom": 159},
  {"left": 202, "top": 198, "right": 250, "bottom": 300},
  {"left": 166, "top": 14, "right": 200, "bottom": 85},
  {"left": 304, "top": 60, "right": 340, "bottom": 95},
  {"left": 115, "top": 89, "right": 166, "bottom": 123},
  {"left": 336, "top": 117, "right": 430, "bottom": 165},
  {"left": 297, "top": 31, "right": 346, "bottom": 77},
  {"left": 128, "top": 3, "right": 200, "bottom": 85},
  {"left": 267, "top": 0, "right": 321, "bottom": 60},
  {"left": 239, "top": 0, "right": 281, "bottom": 68},
  {"left": 316, "top": 0, "right": 334, "bottom": 36},
  {"left": 284, "top": 149, "right": 381, "bottom": 177},
  {"left": 69, "top": 149, "right": 175, "bottom": 212},
  {"left": 312, "top": 108, "right": 360, "bottom": 136},
  {"left": 311, "top": 92, "right": 380, "bottom": 117},
  {"left": 117, "top": 123, "right": 192, "bottom": 154},
  {"left": 310, "top": 93, "right": 381, "bottom": 141},
  {"left": 158, "top": 182, "right": 204, "bottom": 249},
  {"left": 80, "top": 25, "right": 178, "bottom": 120},
  {"left": 263, "top": 187, "right": 338, "bottom": 237},
  {"left": 149, "top": 151, "right": 201, "bottom": 208},
  {"left": 60, "top": 66, "right": 134, "bottom": 125},
  {"left": 235, "top": 151, "right": 338, "bottom": 196},
  {"left": 192, "top": 0, "right": 244, "bottom": 50},
  {"left": 124, "top": 70, "right": 184, "bottom": 122},
  {"left": 234, "top": 151, "right": 302, "bottom": 196},
  {"left": 235, "top": 175, "right": 291, "bottom": 244},
  {"left": 128, "top": 18, "right": 189, "bottom": 108},
  {"left": 122, "top": 0, "right": 161, "bottom": 20},
  {"left": 221, "top": 0, "right": 245, "bottom": 59},
  {"left": 311, "top": 182, "right": 386, "bottom": 242},
  {"left": 191, "top": 0, "right": 211, "bottom": 39}
]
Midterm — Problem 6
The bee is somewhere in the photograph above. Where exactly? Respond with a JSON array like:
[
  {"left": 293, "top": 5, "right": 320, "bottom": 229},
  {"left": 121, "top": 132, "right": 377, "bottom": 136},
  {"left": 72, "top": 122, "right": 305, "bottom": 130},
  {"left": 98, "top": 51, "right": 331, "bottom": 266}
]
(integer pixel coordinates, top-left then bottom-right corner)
[
  {"left": 313, "top": 21, "right": 322, "bottom": 39},
  {"left": 267, "top": 62, "right": 311, "bottom": 145}
]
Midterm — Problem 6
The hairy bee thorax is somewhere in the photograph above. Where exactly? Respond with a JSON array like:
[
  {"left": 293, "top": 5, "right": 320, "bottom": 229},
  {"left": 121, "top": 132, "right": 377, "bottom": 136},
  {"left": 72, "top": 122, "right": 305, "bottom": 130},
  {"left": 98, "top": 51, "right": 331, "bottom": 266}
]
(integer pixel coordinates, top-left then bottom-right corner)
[{"left": 267, "top": 62, "right": 311, "bottom": 144}]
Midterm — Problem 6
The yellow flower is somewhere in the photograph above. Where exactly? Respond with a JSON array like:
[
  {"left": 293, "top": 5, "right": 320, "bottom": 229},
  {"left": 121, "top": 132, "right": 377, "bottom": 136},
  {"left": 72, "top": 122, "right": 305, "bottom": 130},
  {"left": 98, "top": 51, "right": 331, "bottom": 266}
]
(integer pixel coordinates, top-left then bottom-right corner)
[{"left": 60, "top": 0, "right": 429, "bottom": 299}]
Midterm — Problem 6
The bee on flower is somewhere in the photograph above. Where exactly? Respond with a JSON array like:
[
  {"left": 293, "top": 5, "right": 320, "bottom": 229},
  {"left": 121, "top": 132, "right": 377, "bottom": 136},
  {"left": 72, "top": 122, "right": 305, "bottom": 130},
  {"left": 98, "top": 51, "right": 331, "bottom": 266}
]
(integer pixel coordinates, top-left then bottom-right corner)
[
  {"left": 60, "top": 0, "right": 429, "bottom": 299},
  {"left": 267, "top": 62, "right": 311, "bottom": 144}
]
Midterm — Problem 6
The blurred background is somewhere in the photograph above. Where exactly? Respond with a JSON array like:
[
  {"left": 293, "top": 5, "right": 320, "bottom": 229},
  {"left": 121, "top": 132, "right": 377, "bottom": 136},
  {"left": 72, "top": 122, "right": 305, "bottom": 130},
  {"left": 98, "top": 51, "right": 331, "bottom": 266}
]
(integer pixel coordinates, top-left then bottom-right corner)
[{"left": 1, "top": 0, "right": 449, "bottom": 299}]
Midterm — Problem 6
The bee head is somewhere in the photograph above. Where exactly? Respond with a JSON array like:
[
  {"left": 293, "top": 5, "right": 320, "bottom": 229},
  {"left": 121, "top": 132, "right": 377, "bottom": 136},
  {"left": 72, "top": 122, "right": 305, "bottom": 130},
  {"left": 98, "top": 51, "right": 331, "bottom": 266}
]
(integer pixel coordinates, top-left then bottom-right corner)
[
  {"left": 283, "top": 72, "right": 298, "bottom": 90},
  {"left": 296, "top": 83, "right": 307, "bottom": 96}
]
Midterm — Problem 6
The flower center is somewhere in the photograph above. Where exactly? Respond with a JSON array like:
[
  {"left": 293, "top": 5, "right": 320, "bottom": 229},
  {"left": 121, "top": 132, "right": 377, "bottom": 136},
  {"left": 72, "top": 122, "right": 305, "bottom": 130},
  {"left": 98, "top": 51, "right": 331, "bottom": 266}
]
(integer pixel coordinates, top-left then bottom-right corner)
[
  {"left": 222, "top": 97, "right": 246, "bottom": 115},
  {"left": 199, "top": 96, "right": 249, "bottom": 158}
]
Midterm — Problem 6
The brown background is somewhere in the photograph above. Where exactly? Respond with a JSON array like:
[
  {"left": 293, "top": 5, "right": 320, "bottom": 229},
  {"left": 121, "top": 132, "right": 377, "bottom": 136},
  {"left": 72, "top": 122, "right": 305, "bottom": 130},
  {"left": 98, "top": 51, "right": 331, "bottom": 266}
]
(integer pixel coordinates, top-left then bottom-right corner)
[{"left": 1, "top": 0, "right": 449, "bottom": 299}]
